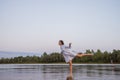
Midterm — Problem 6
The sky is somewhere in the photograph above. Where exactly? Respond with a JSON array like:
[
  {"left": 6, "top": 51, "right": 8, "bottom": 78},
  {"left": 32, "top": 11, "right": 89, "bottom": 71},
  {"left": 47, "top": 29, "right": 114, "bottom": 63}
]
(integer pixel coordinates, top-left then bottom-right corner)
[{"left": 0, "top": 0, "right": 120, "bottom": 55}]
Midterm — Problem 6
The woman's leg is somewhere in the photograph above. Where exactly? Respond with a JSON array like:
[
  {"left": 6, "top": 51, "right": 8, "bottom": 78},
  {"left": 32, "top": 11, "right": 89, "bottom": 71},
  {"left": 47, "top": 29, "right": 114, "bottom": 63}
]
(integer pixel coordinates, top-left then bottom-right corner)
[
  {"left": 76, "top": 53, "right": 93, "bottom": 58},
  {"left": 69, "top": 60, "right": 72, "bottom": 73}
]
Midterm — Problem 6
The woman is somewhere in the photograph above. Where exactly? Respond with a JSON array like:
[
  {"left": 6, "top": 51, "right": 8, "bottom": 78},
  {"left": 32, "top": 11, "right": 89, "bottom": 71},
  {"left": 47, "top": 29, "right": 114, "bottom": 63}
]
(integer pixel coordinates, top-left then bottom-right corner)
[{"left": 58, "top": 40, "right": 93, "bottom": 72}]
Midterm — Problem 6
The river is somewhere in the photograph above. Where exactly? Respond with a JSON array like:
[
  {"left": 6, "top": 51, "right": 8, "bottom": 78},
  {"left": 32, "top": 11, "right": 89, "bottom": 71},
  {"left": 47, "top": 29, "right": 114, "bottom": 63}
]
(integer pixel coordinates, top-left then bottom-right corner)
[{"left": 0, "top": 64, "right": 120, "bottom": 80}]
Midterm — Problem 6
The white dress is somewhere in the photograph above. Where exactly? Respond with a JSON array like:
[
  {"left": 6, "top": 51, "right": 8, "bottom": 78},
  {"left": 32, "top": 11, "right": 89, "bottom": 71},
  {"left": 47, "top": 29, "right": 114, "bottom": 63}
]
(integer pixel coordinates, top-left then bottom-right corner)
[{"left": 60, "top": 45, "right": 77, "bottom": 63}]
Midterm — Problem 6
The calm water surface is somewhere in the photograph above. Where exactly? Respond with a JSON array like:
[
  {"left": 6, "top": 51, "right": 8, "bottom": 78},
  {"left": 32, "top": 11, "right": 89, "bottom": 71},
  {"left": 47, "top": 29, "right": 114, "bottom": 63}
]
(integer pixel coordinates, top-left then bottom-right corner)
[{"left": 0, "top": 64, "right": 120, "bottom": 80}]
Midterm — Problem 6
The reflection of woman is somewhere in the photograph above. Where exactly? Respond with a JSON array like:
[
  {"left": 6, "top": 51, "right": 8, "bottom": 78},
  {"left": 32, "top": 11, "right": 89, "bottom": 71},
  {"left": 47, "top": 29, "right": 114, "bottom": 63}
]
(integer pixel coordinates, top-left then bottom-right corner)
[
  {"left": 66, "top": 67, "right": 73, "bottom": 80},
  {"left": 66, "top": 75, "right": 73, "bottom": 80},
  {"left": 58, "top": 40, "right": 93, "bottom": 72}
]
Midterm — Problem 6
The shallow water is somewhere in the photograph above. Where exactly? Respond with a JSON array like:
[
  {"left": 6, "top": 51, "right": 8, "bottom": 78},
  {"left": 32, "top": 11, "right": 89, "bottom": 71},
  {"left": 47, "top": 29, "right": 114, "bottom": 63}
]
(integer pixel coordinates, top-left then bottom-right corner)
[{"left": 0, "top": 64, "right": 120, "bottom": 80}]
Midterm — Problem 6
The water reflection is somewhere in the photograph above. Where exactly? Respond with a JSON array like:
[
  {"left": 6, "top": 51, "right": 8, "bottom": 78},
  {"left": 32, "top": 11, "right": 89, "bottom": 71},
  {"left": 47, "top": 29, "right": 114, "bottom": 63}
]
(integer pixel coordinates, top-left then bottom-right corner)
[
  {"left": 0, "top": 64, "right": 120, "bottom": 80},
  {"left": 66, "top": 74, "right": 73, "bottom": 80}
]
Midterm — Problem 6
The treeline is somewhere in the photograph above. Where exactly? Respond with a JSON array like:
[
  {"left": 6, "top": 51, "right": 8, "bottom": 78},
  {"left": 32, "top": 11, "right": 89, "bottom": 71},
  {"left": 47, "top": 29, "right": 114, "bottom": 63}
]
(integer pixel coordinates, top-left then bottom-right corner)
[{"left": 0, "top": 49, "right": 120, "bottom": 64}]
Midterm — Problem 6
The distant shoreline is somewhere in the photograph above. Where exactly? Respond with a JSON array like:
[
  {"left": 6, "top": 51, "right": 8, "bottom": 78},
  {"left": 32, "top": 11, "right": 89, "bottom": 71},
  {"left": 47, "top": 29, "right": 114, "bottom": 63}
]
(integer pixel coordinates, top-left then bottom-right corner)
[{"left": 0, "top": 50, "right": 120, "bottom": 64}]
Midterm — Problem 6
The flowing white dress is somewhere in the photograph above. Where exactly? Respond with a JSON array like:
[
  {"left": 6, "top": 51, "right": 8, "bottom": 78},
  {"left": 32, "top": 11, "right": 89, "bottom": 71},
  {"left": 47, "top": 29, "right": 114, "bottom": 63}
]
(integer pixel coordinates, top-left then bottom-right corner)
[{"left": 60, "top": 45, "right": 77, "bottom": 63}]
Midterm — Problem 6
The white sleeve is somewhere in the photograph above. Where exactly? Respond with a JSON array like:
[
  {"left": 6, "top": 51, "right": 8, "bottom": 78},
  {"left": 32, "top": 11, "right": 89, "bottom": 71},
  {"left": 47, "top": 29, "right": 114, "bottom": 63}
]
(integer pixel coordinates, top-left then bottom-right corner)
[{"left": 65, "top": 45, "right": 71, "bottom": 49}]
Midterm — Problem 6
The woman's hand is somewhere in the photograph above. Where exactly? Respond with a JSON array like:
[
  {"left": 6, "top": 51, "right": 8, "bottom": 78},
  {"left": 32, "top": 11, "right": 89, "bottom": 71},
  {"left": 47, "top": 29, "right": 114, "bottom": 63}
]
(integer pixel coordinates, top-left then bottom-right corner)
[{"left": 69, "top": 43, "right": 72, "bottom": 48}]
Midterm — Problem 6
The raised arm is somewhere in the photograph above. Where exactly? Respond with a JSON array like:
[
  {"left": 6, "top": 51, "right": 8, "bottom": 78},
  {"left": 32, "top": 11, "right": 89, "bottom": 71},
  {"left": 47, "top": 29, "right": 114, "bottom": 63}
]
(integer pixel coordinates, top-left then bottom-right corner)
[
  {"left": 69, "top": 43, "right": 72, "bottom": 48},
  {"left": 65, "top": 43, "right": 72, "bottom": 49}
]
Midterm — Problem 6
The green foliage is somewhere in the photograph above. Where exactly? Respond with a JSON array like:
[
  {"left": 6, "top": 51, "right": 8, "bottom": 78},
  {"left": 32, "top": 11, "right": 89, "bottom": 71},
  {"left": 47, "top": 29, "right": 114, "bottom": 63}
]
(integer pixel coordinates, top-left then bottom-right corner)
[{"left": 0, "top": 49, "right": 120, "bottom": 64}]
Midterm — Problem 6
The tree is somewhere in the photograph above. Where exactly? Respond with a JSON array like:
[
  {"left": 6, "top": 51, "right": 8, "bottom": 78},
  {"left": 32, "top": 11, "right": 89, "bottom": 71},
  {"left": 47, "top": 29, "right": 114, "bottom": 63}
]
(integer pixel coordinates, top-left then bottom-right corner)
[{"left": 0, "top": 50, "right": 120, "bottom": 64}]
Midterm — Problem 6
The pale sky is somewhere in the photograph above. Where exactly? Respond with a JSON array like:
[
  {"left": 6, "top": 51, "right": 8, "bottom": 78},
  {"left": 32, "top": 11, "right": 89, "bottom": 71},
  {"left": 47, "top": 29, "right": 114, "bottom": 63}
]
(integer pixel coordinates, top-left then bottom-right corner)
[{"left": 0, "top": 0, "right": 120, "bottom": 54}]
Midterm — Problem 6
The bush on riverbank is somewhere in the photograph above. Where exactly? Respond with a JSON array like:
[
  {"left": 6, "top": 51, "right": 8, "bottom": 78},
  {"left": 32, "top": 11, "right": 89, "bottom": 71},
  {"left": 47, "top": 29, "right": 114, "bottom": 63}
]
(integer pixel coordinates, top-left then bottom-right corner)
[{"left": 0, "top": 49, "right": 120, "bottom": 64}]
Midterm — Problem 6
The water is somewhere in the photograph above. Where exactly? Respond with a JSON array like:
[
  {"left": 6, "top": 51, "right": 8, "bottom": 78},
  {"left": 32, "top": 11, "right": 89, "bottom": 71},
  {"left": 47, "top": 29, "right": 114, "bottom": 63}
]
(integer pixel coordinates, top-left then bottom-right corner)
[{"left": 0, "top": 64, "right": 120, "bottom": 80}]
